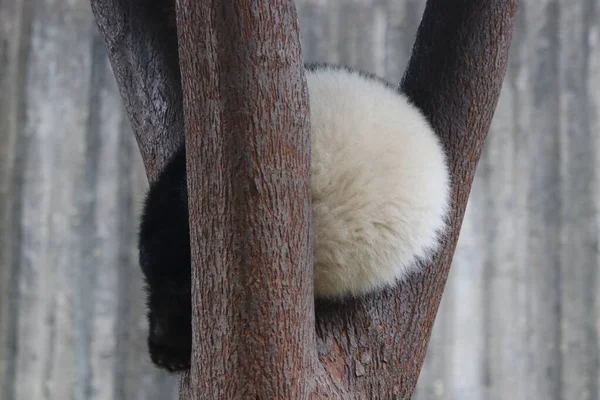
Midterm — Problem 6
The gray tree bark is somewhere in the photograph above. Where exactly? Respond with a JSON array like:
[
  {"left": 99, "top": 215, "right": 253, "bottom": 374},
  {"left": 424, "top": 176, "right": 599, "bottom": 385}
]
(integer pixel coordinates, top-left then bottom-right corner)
[{"left": 90, "top": 0, "right": 183, "bottom": 181}]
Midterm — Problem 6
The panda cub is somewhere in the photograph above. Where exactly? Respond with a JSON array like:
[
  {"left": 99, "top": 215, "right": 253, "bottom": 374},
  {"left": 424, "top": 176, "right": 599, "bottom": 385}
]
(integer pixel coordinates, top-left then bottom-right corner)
[{"left": 138, "top": 63, "right": 451, "bottom": 372}]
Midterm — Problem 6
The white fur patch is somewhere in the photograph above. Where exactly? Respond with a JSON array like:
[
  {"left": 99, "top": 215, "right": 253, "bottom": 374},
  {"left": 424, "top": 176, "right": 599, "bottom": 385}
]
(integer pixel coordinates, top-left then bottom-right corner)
[{"left": 307, "top": 66, "right": 450, "bottom": 298}]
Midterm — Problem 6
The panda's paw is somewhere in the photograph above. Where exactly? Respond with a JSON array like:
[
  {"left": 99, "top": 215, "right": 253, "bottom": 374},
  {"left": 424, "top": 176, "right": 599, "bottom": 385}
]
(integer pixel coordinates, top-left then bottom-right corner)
[{"left": 147, "top": 302, "right": 191, "bottom": 372}]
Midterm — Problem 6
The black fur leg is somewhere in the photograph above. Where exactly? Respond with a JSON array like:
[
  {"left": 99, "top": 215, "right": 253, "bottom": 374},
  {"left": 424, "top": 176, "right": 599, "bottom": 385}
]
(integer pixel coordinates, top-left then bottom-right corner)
[
  {"left": 138, "top": 146, "right": 192, "bottom": 372},
  {"left": 147, "top": 290, "right": 192, "bottom": 371}
]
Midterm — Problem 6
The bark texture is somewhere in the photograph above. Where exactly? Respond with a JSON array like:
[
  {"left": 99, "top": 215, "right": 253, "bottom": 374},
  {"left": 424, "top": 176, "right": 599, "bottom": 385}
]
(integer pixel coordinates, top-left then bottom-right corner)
[
  {"left": 175, "top": 1, "right": 315, "bottom": 398},
  {"left": 92, "top": 0, "right": 518, "bottom": 398},
  {"left": 90, "top": 0, "right": 183, "bottom": 181}
]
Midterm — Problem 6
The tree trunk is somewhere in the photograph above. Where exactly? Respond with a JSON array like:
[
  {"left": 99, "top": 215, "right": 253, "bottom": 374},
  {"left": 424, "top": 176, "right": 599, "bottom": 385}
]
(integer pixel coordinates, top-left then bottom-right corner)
[
  {"left": 91, "top": 0, "right": 519, "bottom": 398},
  {"left": 175, "top": 0, "right": 315, "bottom": 398}
]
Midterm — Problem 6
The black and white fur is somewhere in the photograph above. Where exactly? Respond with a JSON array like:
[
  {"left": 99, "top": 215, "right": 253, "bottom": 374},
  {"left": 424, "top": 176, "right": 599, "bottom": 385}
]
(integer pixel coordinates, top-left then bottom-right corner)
[{"left": 138, "top": 63, "right": 451, "bottom": 371}]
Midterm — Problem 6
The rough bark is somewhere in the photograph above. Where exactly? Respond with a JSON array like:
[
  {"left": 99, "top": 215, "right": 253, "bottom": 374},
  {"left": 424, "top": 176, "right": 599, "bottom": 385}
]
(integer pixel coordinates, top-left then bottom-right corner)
[
  {"left": 90, "top": 0, "right": 183, "bottom": 181},
  {"left": 92, "top": 0, "right": 518, "bottom": 398},
  {"left": 174, "top": 1, "right": 315, "bottom": 398}
]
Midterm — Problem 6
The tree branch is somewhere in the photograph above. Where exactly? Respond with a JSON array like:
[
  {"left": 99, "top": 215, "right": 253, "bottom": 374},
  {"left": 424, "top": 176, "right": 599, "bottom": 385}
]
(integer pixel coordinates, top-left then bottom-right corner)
[
  {"left": 92, "top": 0, "right": 518, "bottom": 398},
  {"left": 90, "top": 0, "right": 183, "bottom": 181},
  {"left": 175, "top": 1, "right": 315, "bottom": 398},
  {"left": 314, "top": 1, "right": 519, "bottom": 398}
]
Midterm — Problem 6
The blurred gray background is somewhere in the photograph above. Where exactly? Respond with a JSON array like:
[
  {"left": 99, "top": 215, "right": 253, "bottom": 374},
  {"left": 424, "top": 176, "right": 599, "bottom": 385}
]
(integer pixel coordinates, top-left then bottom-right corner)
[{"left": 1, "top": 0, "right": 598, "bottom": 399}]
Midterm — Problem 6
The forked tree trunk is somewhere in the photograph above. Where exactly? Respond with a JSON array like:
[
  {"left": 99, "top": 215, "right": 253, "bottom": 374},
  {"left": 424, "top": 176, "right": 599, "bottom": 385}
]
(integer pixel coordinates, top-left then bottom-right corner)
[{"left": 91, "top": 0, "right": 518, "bottom": 398}]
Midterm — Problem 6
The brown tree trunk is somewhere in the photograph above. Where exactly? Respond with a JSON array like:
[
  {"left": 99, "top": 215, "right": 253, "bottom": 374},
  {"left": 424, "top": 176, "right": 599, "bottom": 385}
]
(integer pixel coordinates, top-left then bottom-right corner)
[
  {"left": 175, "top": 0, "right": 315, "bottom": 398},
  {"left": 91, "top": 0, "right": 519, "bottom": 398}
]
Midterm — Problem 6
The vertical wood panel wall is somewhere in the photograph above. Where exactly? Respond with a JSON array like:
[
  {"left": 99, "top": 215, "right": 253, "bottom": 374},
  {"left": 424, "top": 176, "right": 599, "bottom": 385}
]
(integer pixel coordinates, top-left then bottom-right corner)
[{"left": 0, "top": 0, "right": 598, "bottom": 399}]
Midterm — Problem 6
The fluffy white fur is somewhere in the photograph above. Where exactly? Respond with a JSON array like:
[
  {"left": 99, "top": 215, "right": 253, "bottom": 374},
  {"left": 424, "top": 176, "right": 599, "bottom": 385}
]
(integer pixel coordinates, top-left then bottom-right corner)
[{"left": 307, "top": 66, "right": 450, "bottom": 298}]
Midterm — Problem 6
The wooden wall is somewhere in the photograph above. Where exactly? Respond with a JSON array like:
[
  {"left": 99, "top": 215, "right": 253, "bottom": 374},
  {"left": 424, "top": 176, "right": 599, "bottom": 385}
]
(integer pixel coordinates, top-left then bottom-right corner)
[{"left": 0, "top": 0, "right": 598, "bottom": 399}]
